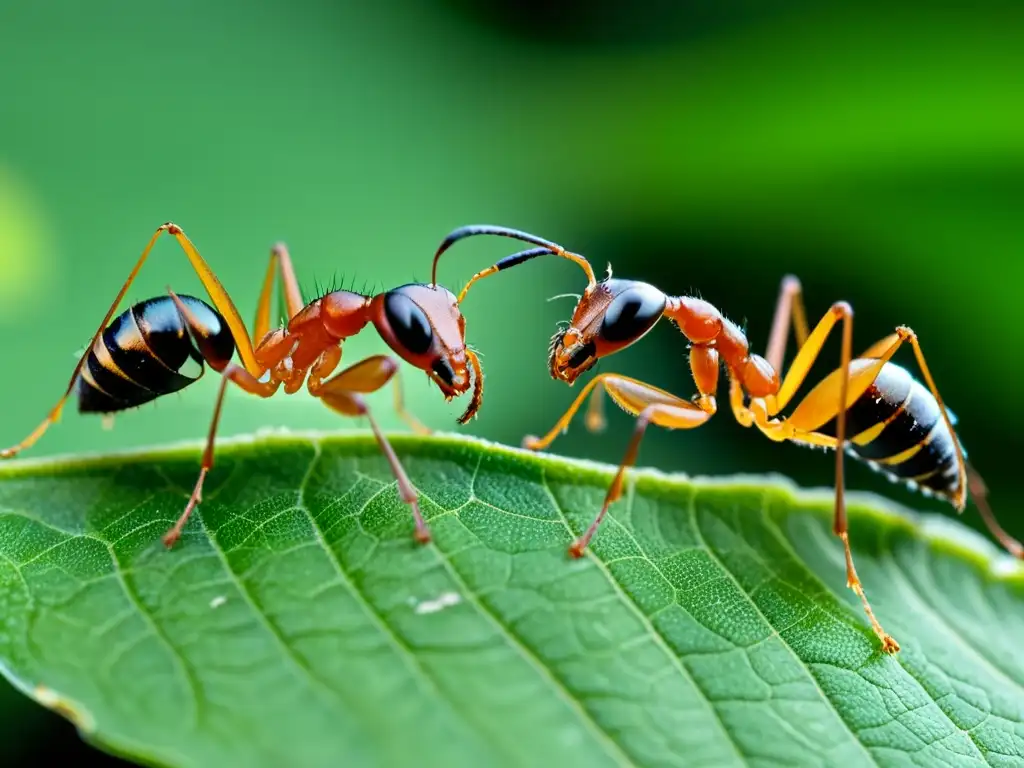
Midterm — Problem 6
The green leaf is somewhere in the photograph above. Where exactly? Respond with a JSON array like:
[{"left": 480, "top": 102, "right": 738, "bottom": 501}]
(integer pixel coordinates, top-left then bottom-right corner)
[{"left": 0, "top": 433, "right": 1021, "bottom": 767}]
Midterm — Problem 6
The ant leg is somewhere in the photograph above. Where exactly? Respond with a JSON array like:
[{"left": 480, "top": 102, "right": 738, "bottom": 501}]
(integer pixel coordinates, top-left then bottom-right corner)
[
  {"left": 315, "top": 355, "right": 431, "bottom": 543},
  {"left": 305, "top": 347, "right": 428, "bottom": 435},
  {"left": 897, "top": 330, "right": 967, "bottom": 508},
  {"left": 585, "top": 382, "right": 607, "bottom": 433},
  {"left": 163, "top": 375, "right": 230, "bottom": 548},
  {"left": 728, "top": 372, "right": 754, "bottom": 427},
  {"left": 391, "top": 368, "right": 431, "bottom": 436},
  {"left": 966, "top": 467, "right": 1023, "bottom": 558},
  {"left": 524, "top": 373, "right": 710, "bottom": 451},
  {"left": 897, "top": 331, "right": 1020, "bottom": 558},
  {"left": 777, "top": 321, "right": 1018, "bottom": 561},
  {"left": 826, "top": 305, "right": 895, "bottom": 650},
  {"left": 522, "top": 374, "right": 713, "bottom": 556},
  {"left": 163, "top": 363, "right": 280, "bottom": 547},
  {"left": 781, "top": 421, "right": 901, "bottom": 653},
  {"left": 767, "top": 320, "right": 910, "bottom": 653},
  {"left": 765, "top": 275, "right": 810, "bottom": 373},
  {"left": 254, "top": 242, "right": 305, "bottom": 342},
  {"left": 1, "top": 223, "right": 260, "bottom": 459},
  {"left": 307, "top": 346, "right": 343, "bottom": 393},
  {"left": 766, "top": 304, "right": 902, "bottom": 418},
  {"left": 544, "top": 348, "right": 720, "bottom": 442},
  {"left": 521, "top": 374, "right": 617, "bottom": 452}
]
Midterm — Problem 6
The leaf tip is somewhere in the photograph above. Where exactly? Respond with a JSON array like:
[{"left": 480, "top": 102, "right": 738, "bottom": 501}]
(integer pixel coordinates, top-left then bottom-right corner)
[{"left": 33, "top": 684, "right": 96, "bottom": 734}]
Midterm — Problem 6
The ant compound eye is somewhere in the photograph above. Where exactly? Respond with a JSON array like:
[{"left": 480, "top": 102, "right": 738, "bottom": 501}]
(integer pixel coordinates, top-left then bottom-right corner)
[
  {"left": 384, "top": 291, "right": 433, "bottom": 355},
  {"left": 599, "top": 283, "right": 666, "bottom": 343}
]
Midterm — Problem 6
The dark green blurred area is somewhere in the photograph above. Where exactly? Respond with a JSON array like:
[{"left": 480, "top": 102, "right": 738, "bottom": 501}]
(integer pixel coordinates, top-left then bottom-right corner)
[{"left": 1, "top": 1, "right": 1022, "bottom": 763}]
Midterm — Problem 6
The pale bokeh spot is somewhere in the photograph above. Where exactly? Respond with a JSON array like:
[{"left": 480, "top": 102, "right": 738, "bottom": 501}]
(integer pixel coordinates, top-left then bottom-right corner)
[{"left": 0, "top": 165, "right": 52, "bottom": 317}]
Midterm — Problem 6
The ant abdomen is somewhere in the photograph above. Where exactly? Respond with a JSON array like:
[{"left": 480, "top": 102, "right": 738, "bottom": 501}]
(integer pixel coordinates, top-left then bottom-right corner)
[
  {"left": 814, "top": 361, "right": 964, "bottom": 502},
  {"left": 77, "top": 295, "right": 235, "bottom": 414}
]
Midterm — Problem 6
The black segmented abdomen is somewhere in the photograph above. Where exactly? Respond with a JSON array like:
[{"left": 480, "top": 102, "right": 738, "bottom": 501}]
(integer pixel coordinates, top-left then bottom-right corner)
[
  {"left": 815, "top": 362, "right": 965, "bottom": 502},
  {"left": 76, "top": 295, "right": 235, "bottom": 414}
]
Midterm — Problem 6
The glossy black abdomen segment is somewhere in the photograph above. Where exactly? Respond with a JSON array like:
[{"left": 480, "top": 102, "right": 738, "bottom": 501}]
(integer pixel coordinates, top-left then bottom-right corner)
[
  {"left": 77, "top": 295, "right": 234, "bottom": 414},
  {"left": 816, "top": 362, "right": 964, "bottom": 501}
]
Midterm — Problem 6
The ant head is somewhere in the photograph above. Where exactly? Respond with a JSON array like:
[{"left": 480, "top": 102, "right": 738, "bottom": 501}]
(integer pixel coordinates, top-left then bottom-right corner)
[
  {"left": 370, "top": 283, "right": 483, "bottom": 423},
  {"left": 548, "top": 278, "right": 667, "bottom": 384}
]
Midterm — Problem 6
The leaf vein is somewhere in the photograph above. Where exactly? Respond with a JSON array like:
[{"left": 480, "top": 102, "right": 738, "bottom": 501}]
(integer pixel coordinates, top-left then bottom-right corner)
[
  {"left": 689, "top": 485, "right": 880, "bottom": 767},
  {"left": 425, "top": 520, "right": 636, "bottom": 768},
  {"left": 296, "top": 441, "right": 466, "bottom": 709},
  {"left": 106, "top": 541, "right": 202, "bottom": 732},
  {"left": 538, "top": 467, "right": 744, "bottom": 767},
  {"left": 762, "top": 499, "right": 991, "bottom": 765},
  {"left": 193, "top": 504, "right": 356, "bottom": 723}
]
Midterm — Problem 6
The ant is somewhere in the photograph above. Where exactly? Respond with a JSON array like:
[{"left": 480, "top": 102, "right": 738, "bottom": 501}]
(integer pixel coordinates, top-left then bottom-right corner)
[
  {"left": 433, "top": 224, "right": 1023, "bottom": 654},
  {"left": 1, "top": 223, "right": 484, "bottom": 548}
]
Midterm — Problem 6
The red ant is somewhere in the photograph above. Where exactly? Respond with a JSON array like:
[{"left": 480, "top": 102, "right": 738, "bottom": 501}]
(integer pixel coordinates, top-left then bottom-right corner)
[
  {"left": 2, "top": 223, "right": 484, "bottom": 548},
  {"left": 433, "top": 224, "right": 1022, "bottom": 654}
]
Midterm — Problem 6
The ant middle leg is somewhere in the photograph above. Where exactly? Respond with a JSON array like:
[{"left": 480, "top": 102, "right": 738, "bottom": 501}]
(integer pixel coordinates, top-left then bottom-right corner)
[
  {"left": 391, "top": 368, "right": 431, "bottom": 436},
  {"left": 313, "top": 355, "right": 432, "bottom": 544},
  {"left": 522, "top": 373, "right": 714, "bottom": 557},
  {"left": 753, "top": 303, "right": 902, "bottom": 651},
  {"left": 306, "top": 346, "right": 430, "bottom": 436}
]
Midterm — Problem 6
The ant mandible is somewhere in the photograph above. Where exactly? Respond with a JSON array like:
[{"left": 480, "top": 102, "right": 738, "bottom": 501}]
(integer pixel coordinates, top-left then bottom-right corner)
[
  {"left": 2, "top": 223, "right": 484, "bottom": 548},
  {"left": 433, "top": 224, "right": 1023, "bottom": 654}
]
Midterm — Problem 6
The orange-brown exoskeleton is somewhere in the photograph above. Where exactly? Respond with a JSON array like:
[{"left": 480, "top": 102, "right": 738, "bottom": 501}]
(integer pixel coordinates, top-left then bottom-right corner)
[
  {"left": 2, "top": 223, "right": 485, "bottom": 548},
  {"left": 433, "top": 224, "right": 1022, "bottom": 654}
]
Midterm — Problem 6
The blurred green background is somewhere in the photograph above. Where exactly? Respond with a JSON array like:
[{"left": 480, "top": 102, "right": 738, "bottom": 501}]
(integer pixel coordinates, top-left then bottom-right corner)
[{"left": 1, "top": 0, "right": 1022, "bottom": 762}]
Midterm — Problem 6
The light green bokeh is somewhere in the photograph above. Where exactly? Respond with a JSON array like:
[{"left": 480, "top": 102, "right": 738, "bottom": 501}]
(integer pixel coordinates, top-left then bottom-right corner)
[{"left": 0, "top": 166, "right": 52, "bottom": 313}]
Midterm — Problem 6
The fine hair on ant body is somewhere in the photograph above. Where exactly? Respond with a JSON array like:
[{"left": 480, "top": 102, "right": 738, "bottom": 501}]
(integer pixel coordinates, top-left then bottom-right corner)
[
  {"left": 433, "top": 224, "right": 1022, "bottom": 654},
  {"left": 2, "top": 223, "right": 485, "bottom": 548}
]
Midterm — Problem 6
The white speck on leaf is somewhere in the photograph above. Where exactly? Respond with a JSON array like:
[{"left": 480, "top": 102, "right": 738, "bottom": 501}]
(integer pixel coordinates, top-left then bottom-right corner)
[
  {"left": 210, "top": 596, "right": 227, "bottom": 609},
  {"left": 414, "top": 591, "right": 461, "bottom": 615}
]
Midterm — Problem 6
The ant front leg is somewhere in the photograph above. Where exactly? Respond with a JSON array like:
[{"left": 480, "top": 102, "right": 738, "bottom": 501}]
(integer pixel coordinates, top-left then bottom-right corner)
[
  {"left": 523, "top": 373, "right": 714, "bottom": 557},
  {"left": 392, "top": 369, "right": 431, "bottom": 436},
  {"left": 312, "top": 355, "right": 432, "bottom": 544},
  {"left": 581, "top": 345, "right": 718, "bottom": 436}
]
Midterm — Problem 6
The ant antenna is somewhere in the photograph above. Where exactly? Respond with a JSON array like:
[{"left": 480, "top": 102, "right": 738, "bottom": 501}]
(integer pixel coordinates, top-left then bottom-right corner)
[{"left": 430, "top": 225, "right": 597, "bottom": 299}]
